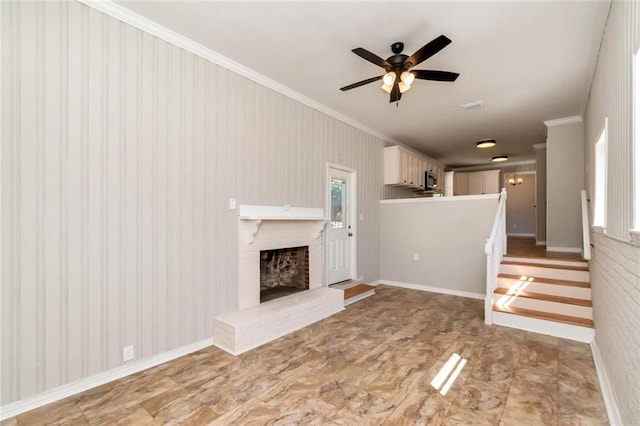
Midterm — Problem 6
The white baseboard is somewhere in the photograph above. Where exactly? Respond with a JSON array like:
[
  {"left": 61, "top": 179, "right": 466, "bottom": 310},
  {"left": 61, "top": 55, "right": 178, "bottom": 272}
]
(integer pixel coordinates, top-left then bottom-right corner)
[
  {"left": 546, "top": 246, "right": 582, "bottom": 253},
  {"left": 507, "top": 233, "right": 536, "bottom": 238},
  {"left": 375, "top": 280, "right": 484, "bottom": 300},
  {"left": 0, "top": 338, "right": 214, "bottom": 421},
  {"left": 536, "top": 240, "right": 547, "bottom": 246},
  {"left": 590, "top": 340, "right": 623, "bottom": 425}
]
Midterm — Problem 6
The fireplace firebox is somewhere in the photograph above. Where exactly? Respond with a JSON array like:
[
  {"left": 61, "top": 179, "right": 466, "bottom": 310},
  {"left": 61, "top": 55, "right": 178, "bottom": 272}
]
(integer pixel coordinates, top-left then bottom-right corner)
[{"left": 260, "top": 245, "right": 309, "bottom": 303}]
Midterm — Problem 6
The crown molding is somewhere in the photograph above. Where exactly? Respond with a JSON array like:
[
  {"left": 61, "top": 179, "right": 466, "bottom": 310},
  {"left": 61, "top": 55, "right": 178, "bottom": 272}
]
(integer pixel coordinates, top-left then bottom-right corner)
[
  {"left": 451, "top": 159, "right": 536, "bottom": 172},
  {"left": 78, "top": 0, "right": 401, "bottom": 146},
  {"left": 533, "top": 143, "right": 547, "bottom": 149},
  {"left": 543, "top": 115, "right": 583, "bottom": 127}
]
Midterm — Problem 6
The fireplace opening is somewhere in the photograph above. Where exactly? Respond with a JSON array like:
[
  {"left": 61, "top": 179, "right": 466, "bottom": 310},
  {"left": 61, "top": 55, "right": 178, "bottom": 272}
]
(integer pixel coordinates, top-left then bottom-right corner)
[{"left": 260, "top": 245, "right": 310, "bottom": 303}]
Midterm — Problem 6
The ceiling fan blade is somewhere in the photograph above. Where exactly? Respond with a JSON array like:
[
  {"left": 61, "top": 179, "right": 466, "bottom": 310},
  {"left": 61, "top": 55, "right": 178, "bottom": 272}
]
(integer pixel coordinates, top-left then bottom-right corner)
[
  {"left": 389, "top": 80, "right": 401, "bottom": 103},
  {"left": 413, "top": 70, "right": 460, "bottom": 82},
  {"left": 352, "top": 48, "right": 391, "bottom": 69},
  {"left": 340, "top": 75, "right": 383, "bottom": 91},
  {"left": 405, "top": 35, "right": 452, "bottom": 68}
]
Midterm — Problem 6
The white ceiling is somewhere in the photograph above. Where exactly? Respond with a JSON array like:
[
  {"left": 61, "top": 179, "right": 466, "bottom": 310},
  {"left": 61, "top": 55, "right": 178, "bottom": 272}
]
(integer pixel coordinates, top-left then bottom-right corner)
[{"left": 115, "top": 1, "right": 610, "bottom": 167}]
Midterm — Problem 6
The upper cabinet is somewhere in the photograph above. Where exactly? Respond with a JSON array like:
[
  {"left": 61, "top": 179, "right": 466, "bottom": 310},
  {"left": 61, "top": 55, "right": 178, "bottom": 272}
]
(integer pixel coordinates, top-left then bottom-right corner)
[
  {"left": 384, "top": 146, "right": 440, "bottom": 190},
  {"left": 453, "top": 170, "right": 500, "bottom": 195},
  {"left": 454, "top": 172, "right": 468, "bottom": 196},
  {"left": 384, "top": 146, "right": 500, "bottom": 196}
]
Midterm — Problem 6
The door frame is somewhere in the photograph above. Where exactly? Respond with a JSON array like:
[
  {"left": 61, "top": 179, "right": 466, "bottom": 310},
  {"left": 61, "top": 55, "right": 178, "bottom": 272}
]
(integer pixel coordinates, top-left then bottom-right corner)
[
  {"left": 504, "top": 170, "right": 537, "bottom": 237},
  {"left": 325, "top": 163, "right": 357, "bottom": 285}
]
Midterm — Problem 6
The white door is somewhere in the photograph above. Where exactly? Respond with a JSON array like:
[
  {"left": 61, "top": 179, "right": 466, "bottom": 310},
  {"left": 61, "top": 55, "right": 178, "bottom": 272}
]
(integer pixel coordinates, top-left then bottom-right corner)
[{"left": 327, "top": 167, "right": 355, "bottom": 284}]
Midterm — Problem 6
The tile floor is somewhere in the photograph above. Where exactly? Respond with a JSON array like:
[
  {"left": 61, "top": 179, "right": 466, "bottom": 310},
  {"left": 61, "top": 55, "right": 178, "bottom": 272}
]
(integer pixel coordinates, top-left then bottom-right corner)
[{"left": 3, "top": 286, "right": 608, "bottom": 425}]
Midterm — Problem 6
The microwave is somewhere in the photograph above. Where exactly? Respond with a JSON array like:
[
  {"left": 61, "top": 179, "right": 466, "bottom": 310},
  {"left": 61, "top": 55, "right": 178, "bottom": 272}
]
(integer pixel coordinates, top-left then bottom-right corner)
[{"left": 425, "top": 171, "right": 437, "bottom": 191}]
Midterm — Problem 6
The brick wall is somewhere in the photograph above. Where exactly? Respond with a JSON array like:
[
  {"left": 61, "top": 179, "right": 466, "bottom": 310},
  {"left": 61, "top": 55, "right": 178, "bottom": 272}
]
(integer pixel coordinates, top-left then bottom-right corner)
[{"left": 591, "top": 231, "right": 640, "bottom": 423}]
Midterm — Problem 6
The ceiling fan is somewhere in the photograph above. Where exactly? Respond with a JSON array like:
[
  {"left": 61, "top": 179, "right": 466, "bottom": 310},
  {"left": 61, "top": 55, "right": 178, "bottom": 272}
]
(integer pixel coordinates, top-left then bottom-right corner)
[{"left": 340, "top": 35, "right": 460, "bottom": 103}]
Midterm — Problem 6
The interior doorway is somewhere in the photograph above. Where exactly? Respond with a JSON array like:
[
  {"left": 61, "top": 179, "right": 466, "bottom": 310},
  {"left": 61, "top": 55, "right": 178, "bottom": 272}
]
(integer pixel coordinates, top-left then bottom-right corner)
[{"left": 505, "top": 171, "right": 536, "bottom": 237}]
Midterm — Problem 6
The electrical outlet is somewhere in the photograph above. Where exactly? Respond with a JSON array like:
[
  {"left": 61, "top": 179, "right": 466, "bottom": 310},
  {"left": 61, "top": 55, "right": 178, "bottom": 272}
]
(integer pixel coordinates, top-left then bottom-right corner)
[
  {"left": 413, "top": 253, "right": 419, "bottom": 261},
  {"left": 123, "top": 345, "right": 134, "bottom": 362}
]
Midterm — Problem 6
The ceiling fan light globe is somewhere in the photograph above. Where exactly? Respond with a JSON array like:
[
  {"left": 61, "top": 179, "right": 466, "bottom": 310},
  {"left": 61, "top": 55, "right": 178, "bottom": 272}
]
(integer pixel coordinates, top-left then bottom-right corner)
[
  {"left": 381, "top": 83, "right": 392, "bottom": 93},
  {"left": 399, "top": 82, "right": 411, "bottom": 93},
  {"left": 401, "top": 71, "right": 415, "bottom": 85},
  {"left": 383, "top": 72, "right": 396, "bottom": 86}
]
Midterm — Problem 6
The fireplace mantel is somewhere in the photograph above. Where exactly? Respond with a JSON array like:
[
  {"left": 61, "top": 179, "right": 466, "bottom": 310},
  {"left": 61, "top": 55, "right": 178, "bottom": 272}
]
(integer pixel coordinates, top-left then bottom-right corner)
[{"left": 238, "top": 204, "right": 328, "bottom": 244}]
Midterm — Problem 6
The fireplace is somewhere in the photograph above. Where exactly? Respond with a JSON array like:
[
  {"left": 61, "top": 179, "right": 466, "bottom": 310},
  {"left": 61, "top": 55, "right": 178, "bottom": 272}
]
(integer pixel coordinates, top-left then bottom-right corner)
[
  {"left": 260, "top": 246, "right": 309, "bottom": 303},
  {"left": 212, "top": 204, "right": 344, "bottom": 356}
]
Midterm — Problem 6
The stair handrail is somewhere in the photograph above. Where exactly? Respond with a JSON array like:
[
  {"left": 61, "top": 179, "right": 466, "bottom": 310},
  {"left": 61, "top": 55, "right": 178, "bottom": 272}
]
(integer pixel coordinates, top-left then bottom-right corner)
[
  {"left": 581, "top": 189, "right": 591, "bottom": 260},
  {"left": 484, "top": 188, "right": 508, "bottom": 325}
]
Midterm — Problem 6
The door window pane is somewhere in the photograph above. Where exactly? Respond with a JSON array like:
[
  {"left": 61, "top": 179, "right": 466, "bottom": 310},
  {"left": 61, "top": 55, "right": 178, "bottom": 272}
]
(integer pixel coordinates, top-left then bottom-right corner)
[{"left": 331, "top": 178, "right": 346, "bottom": 229}]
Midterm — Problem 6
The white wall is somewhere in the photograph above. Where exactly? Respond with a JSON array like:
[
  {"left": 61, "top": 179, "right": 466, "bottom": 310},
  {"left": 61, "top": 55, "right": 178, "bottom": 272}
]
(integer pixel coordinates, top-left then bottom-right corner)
[
  {"left": 379, "top": 196, "right": 498, "bottom": 296},
  {"left": 546, "top": 120, "right": 584, "bottom": 250},
  {"left": 534, "top": 145, "right": 547, "bottom": 243},
  {"left": 0, "top": 1, "right": 385, "bottom": 406},
  {"left": 582, "top": 1, "right": 640, "bottom": 424}
]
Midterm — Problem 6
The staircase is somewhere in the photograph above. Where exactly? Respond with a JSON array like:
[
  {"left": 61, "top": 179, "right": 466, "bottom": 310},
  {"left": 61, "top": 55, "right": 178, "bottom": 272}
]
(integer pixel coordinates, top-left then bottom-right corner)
[{"left": 491, "top": 255, "right": 594, "bottom": 342}]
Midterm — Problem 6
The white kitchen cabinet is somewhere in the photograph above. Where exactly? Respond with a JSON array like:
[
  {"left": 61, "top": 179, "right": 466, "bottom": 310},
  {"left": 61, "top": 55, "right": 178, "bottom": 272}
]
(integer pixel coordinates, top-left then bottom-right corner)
[
  {"left": 454, "top": 172, "right": 468, "bottom": 195},
  {"left": 467, "top": 172, "right": 484, "bottom": 195},
  {"left": 384, "top": 146, "right": 433, "bottom": 190},
  {"left": 481, "top": 169, "right": 501, "bottom": 194},
  {"left": 456, "top": 170, "right": 500, "bottom": 195}
]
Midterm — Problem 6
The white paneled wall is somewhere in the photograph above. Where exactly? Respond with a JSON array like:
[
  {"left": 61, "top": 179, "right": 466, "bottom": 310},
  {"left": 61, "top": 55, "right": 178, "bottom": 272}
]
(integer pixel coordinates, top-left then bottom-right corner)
[
  {"left": 583, "top": 1, "right": 640, "bottom": 424},
  {"left": 585, "top": 1, "right": 635, "bottom": 238},
  {"left": 0, "top": 1, "right": 384, "bottom": 405}
]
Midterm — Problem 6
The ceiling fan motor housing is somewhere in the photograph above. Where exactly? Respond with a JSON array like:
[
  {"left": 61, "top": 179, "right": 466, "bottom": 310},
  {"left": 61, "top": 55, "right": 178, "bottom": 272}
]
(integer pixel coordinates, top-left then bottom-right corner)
[{"left": 391, "top": 42, "right": 404, "bottom": 54}]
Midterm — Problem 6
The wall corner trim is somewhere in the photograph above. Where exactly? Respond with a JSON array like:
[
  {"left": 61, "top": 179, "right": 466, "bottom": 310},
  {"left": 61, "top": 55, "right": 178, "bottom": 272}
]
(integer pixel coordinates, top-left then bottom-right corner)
[
  {"left": 77, "top": 0, "right": 400, "bottom": 147},
  {"left": 543, "top": 115, "right": 583, "bottom": 127},
  {"left": 590, "top": 340, "right": 624, "bottom": 426},
  {"left": 0, "top": 338, "right": 214, "bottom": 421}
]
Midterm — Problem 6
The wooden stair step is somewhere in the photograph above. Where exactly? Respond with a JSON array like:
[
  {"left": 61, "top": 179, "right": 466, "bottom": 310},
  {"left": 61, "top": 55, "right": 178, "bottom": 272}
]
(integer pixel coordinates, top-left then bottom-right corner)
[
  {"left": 498, "top": 273, "right": 590, "bottom": 288},
  {"left": 501, "top": 260, "right": 589, "bottom": 272},
  {"left": 493, "top": 287, "right": 592, "bottom": 307},
  {"left": 344, "top": 284, "right": 376, "bottom": 300},
  {"left": 503, "top": 255, "right": 587, "bottom": 264},
  {"left": 493, "top": 305, "right": 594, "bottom": 328}
]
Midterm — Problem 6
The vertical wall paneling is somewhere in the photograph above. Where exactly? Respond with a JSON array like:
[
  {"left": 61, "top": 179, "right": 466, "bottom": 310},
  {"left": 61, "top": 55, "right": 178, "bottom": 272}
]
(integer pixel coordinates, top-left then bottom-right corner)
[
  {"left": 584, "top": 1, "right": 640, "bottom": 423},
  {"left": 0, "top": 0, "right": 386, "bottom": 406}
]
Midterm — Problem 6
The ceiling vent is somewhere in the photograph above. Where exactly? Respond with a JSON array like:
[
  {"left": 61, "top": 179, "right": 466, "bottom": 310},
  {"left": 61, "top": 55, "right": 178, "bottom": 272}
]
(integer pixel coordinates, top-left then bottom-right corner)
[{"left": 461, "top": 100, "right": 484, "bottom": 109}]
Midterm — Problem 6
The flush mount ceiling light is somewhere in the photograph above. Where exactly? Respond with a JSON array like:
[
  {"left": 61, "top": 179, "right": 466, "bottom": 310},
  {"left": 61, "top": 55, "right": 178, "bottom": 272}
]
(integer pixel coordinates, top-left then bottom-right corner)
[
  {"left": 476, "top": 139, "right": 496, "bottom": 149},
  {"left": 492, "top": 155, "right": 508, "bottom": 162}
]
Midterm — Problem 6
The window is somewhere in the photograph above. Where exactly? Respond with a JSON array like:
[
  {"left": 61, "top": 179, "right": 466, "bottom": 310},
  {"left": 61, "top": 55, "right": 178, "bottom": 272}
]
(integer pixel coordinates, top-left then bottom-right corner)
[
  {"left": 593, "top": 118, "right": 608, "bottom": 227},
  {"left": 633, "top": 45, "right": 640, "bottom": 230}
]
